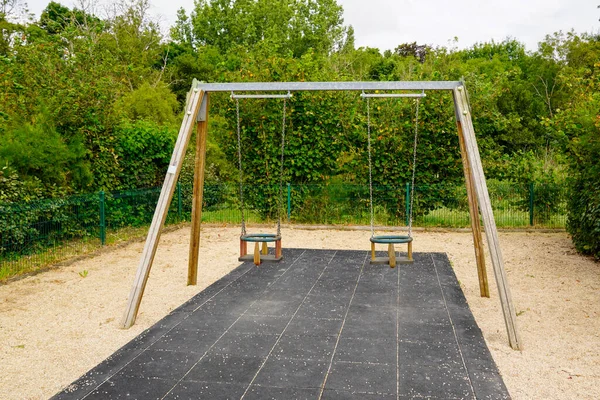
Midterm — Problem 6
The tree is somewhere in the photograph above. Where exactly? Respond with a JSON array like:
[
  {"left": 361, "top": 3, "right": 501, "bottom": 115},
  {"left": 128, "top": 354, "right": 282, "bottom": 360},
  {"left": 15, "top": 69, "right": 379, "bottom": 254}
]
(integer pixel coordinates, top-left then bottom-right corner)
[
  {"left": 394, "top": 42, "right": 429, "bottom": 63},
  {"left": 114, "top": 82, "right": 179, "bottom": 125},
  {"left": 0, "top": 112, "right": 92, "bottom": 194},
  {"left": 187, "top": 0, "right": 347, "bottom": 57},
  {"left": 542, "top": 33, "right": 600, "bottom": 257},
  {"left": 39, "top": 1, "right": 103, "bottom": 35},
  {"left": 1, "top": 0, "right": 179, "bottom": 196},
  {"left": 0, "top": 0, "right": 28, "bottom": 21},
  {"left": 104, "top": 0, "right": 165, "bottom": 91},
  {"left": 170, "top": 7, "right": 194, "bottom": 48}
]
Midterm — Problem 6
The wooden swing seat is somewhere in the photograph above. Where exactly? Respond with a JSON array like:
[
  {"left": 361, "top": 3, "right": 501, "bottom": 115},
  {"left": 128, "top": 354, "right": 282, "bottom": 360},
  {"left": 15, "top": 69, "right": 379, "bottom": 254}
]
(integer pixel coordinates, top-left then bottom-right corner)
[
  {"left": 239, "top": 233, "right": 282, "bottom": 265},
  {"left": 370, "top": 235, "right": 413, "bottom": 268}
]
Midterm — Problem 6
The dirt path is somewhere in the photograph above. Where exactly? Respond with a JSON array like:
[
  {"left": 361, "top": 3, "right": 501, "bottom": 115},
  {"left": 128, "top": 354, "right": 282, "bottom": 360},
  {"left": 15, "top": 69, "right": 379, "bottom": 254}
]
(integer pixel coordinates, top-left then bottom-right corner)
[{"left": 0, "top": 226, "right": 598, "bottom": 399}]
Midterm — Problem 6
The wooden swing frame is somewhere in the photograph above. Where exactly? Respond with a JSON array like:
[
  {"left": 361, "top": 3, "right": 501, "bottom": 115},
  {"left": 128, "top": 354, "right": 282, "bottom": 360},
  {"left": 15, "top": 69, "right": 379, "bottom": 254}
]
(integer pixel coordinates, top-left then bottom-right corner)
[{"left": 119, "top": 80, "right": 522, "bottom": 350}]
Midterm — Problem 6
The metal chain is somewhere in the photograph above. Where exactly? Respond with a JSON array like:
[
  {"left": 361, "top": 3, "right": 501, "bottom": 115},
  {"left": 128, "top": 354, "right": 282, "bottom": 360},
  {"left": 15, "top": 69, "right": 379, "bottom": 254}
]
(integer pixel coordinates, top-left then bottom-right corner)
[
  {"left": 366, "top": 96, "right": 374, "bottom": 237},
  {"left": 408, "top": 98, "right": 420, "bottom": 237},
  {"left": 277, "top": 98, "right": 287, "bottom": 237},
  {"left": 235, "top": 97, "right": 246, "bottom": 236}
]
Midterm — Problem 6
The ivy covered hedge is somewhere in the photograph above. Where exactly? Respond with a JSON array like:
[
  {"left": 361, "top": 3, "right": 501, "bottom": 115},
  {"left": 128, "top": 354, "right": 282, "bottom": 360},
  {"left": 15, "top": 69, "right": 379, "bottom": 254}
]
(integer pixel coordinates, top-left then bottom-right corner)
[
  {"left": 567, "top": 127, "right": 600, "bottom": 260},
  {"left": 557, "top": 53, "right": 600, "bottom": 260}
]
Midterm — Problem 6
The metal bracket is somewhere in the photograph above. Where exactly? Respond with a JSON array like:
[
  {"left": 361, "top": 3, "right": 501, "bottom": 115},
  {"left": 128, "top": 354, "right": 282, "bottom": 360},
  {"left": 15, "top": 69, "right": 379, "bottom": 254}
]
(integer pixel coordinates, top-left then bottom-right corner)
[
  {"left": 197, "top": 93, "right": 208, "bottom": 122},
  {"left": 360, "top": 90, "right": 426, "bottom": 99},
  {"left": 230, "top": 91, "right": 293, "bottom": 99}
]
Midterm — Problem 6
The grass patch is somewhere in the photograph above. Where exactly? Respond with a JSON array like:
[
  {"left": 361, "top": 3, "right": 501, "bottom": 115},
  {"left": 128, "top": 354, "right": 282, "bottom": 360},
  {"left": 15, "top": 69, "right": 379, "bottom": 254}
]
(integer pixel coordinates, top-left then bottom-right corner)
[
  {"left": 0, "top": 235, "right": 101, "bottom": 282},
  {"left": 0, "top": 224, "right": 175, "bottom": 282}
]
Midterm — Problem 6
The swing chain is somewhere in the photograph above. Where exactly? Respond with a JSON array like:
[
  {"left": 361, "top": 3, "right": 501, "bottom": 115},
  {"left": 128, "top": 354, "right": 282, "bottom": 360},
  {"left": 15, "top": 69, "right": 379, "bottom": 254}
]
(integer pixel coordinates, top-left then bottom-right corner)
[
  {"left": 408, "top": 98, "right": 420, "bottom": 237},
  {"left": 366, "top": 95, "right": 374, "bottom": 237},
  {"left": 366, "top": 93, "right": 420, "bottom": 238},
  {"left": 277, "top": 97, "right": 287, "bottom": 237},
  {"left": 235, "top": 97, "right": 246, "bottom": 236}
]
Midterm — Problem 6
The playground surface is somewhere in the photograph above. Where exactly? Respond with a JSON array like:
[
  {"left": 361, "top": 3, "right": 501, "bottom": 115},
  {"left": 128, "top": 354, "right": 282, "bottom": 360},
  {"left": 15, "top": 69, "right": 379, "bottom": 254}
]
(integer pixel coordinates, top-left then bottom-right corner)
[
  {"left": 1, "top": 228, "right": 599, "bottom": 399},
  {"left": 51, "top": 249, "right": 509, "bottom": 399}
]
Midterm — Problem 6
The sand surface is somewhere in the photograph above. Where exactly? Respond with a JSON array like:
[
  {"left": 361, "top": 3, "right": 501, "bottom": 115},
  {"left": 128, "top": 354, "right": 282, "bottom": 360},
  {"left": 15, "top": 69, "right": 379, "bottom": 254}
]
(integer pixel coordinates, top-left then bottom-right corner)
[{"left": 0, "top": 226, "right": 599, "bottom": 399}]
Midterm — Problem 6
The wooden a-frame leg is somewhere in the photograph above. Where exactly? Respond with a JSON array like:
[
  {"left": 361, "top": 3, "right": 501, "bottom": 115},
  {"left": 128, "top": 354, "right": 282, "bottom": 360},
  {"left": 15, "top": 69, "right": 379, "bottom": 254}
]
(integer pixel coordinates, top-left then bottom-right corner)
[
  {"left": 120, "top": 84, "right": 205, "bottom": 329},
  {"left": 457, "top": 117, "right": 489, "bottom": 297},
  {"left": 188, "top": 94, "right": 210, "bottom": 286},
  {"left": 454, "top": 86, "right": 521, "bottom": 350},
  {"left": 253, "top": 242, "right": 261, "bottom": 266},
  {"left": 262, "top": 242, "right": 268, "bottom": 255},
  {"left": 388, "top": 243, "right": 396, "bottom": 268}
]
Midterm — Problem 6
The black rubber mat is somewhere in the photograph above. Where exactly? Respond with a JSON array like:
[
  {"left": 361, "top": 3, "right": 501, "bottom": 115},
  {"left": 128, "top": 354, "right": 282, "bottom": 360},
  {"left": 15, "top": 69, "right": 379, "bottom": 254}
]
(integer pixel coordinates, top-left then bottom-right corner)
[{"left": 52, "top": 249, "right": 510, "bottom": 399}]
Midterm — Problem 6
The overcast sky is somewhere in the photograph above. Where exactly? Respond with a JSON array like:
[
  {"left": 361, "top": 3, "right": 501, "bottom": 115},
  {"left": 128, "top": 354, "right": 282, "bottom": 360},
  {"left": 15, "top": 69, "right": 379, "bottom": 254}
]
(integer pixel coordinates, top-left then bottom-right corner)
[{"left": 25, "top": 0, "right": 599, "bottom": 52}]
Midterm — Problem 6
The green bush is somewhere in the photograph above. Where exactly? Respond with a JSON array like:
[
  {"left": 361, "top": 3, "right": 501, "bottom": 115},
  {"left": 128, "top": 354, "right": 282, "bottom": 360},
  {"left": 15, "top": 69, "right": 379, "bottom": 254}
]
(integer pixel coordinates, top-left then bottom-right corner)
[
  {"left": 567, "top": 130, "right": 600, "bottom": 260},
  {"left": 0, "top": 116, "right": 92, "bottom": 196},
  {"left": 0, "top": 195, "right": 98, "bottom": 259},
  {"left": 114, "top": 82, "right": 180, "bottom": 126},
  {"left": 115, "top": 121, "right": 177, "bottom": 189}
]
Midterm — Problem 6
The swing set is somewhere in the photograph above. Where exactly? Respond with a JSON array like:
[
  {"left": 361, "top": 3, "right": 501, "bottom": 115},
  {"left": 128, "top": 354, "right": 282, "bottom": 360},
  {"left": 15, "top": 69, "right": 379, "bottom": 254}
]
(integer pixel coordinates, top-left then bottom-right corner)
[
  {"left": 232, "top": 89, "right": 421, "bottom": 267},
  {"left": 232, "top": 92, "right": 290, "bottom": 265},
  {"left": 120, "top": 80, "right": 522, "bottom": 351},
  {"left": 363, "top": 90, "right": 424, "bottom": 267}
]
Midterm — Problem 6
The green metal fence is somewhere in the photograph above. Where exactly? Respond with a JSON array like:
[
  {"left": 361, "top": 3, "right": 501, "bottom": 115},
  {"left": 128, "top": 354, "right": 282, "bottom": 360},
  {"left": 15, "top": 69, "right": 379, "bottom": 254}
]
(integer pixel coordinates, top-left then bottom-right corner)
[
  {"left": 286, "top": 181, "right": 567, "bottom": 228},
  {"left": 0, "top": 181, "right": 567, "bottom": 280}
]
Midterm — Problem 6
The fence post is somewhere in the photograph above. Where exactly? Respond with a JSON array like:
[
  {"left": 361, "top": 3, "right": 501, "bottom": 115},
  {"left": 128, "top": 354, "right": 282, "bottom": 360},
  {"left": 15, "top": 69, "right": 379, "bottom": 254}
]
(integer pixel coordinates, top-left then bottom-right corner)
[
  {"left": 99, "top": 191, "right": 106, "bottom": 246},
  {"left": 405, "top": 182, "right": 410, "bottom": 226},
  {"left": 287, "top": 183, "right": 291, "bottom": 222},
  {"left": 529, "top": 182, "right": 534, "bottom": 226},
  {"left": 177, "top": 182, "right": 182, "bottom": 222}
]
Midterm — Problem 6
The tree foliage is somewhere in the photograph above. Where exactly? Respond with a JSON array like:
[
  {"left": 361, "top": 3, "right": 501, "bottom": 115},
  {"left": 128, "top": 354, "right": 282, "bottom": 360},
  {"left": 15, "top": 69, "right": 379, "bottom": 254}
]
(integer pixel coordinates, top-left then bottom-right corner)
[
  {"left": 0, "top": 0, "right": 599, "bottom": 256},
  {"left": 545, "top": 33, "right": 600, "bottom": 258},
  {"left": 181, "top": 0, "right": 346, "bottom": 57},
  {"left": 0, "top": 0, "right": 180, "bottom": 196},
  {"left": 115, "top": 121, "right": 177, "bottom": 189}
]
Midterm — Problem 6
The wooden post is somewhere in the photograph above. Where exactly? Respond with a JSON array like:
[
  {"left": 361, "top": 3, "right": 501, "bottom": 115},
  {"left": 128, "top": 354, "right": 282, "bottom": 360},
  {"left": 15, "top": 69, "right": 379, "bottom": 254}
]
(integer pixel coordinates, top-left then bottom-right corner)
[
  {"left": 253, "top": 243, "right": 261, "bottom": 266},
  {"left": 188, "top": 94, "right": 210, "bottom": 285},
  {"left": 371, "top": 242, "right": 376, "bottom": 261},
  {"left": 120, "top": 82, "right": 205, "bottom": 329},
  {"left": 453, "top": 86, "right": 522, "bottom": 350},
  {"left": 456, "top": 119, "right": 489, "bottom": 298},
  {"left": 262, "top": 242, "right": 268, "bottom": 255},
  {"left": 388, "top": 243, "right": 396, "bottom": 268},
  {"left": 240, "top": 239, "right": 247, "bottom": 257},
  {"left": 407, "top": 241, "right": 413, "bottom": 262}
]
